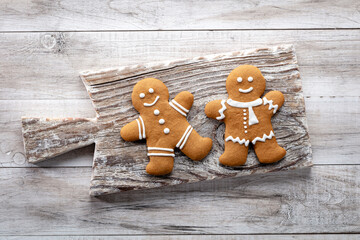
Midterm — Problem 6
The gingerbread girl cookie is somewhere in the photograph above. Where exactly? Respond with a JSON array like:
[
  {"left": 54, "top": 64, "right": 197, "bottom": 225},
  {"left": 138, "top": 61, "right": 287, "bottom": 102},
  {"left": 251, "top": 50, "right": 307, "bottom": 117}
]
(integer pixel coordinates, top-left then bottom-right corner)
[
  {"left": 121, "top": 78, "right": 213, "bottom": 176},
  {"left": 205, "top": 65, "right": 286, "bottom": 166}
]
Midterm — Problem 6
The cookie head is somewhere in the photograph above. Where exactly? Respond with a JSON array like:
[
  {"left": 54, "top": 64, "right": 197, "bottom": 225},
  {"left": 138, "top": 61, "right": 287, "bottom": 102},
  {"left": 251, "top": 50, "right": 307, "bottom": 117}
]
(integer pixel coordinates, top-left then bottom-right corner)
[
  {"left": 226, "top": 65, "right": 266, "bottom": 102},
  {"left": 132, "top": 78, "right": 169, "bottom": 112}
]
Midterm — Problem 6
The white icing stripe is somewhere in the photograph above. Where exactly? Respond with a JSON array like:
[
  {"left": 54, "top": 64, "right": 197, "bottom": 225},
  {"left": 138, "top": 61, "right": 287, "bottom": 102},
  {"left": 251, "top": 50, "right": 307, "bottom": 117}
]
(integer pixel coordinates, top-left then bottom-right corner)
[
  {"left": 171, "top": 100, "right": 189, "bottom": 113},
  {"left": 263, "top": 97, "right": 278, "bottom": 114},
  {"left": 148, "top": 147, "right": 174, "bottom": 152},
  {"left": 147, "top": 153, "right": 175, "bottom": 157},
  {"left": 136, "top": 119, "right": 142, "bottom": 140},
  {"left": 216, "top": 100, "right": 227, "bottom": 120},
  {"left": 176, "top": 125, "right": 192, "bottom": 148},
  {"left": 252, "top": 131, "right": 275, "bottom": 145},
  {"left": 225, "top": 136, "right": 250, "bottom": 147},
  {"left": 143, "top": 96, "right": 160, "bottom": 107},
  {"left": 179, "top": 127, "right": 193, "bottom": 150},
  {"left": 139, "top": 116, "right": 146, "bottom": 139},
  {"left": 169, "top": 101, "right": 187, "bottom": 117}
]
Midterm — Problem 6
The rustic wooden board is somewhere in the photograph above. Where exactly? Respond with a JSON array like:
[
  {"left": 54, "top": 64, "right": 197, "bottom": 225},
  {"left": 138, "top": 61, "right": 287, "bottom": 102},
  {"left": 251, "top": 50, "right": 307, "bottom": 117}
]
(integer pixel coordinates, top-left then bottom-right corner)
[
  {"left": 22, "top": 45, "right": 312, "bottom": 196},
  {"left": 0, "top": 166, "right": 358, "bottom": 235},
  {"left": 1, "top": 0, "right": 359, "bottom": 31}
]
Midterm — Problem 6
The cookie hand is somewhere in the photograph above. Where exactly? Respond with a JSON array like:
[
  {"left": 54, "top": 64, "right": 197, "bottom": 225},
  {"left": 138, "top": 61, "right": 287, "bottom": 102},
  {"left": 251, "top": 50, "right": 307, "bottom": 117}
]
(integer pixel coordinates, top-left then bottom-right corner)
[
  {"left": 120, "top": 117, "right": 146, "bottom": 141},
  {"left": 169, "top": 91, "right": 194, "bottom": 117},
  {"left": 263, "top": 91, "right": 285, "bottom": 115},
  {"left": 205, "top": 100, "right": 226, "bottom": 120}
]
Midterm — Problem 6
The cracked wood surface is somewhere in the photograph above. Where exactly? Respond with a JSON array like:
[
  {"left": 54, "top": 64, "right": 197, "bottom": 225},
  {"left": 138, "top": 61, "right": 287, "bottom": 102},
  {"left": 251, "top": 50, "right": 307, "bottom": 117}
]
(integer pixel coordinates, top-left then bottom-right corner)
[{"left": 22, "top": 45, "right": 312, "bottom": 196}]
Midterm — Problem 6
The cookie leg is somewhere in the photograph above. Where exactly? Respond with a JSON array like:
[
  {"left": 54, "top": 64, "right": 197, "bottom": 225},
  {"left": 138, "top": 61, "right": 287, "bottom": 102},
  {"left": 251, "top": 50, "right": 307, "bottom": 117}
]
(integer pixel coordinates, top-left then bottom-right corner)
[
  {"left": 146, "top": 156, "right": 174, "bottom": 176},
  {"left": 254, "top": 138, "right": 286, "bottom": 164},
  {"left": 219, "top": 141, "right": 249, "bottom": 166},
  {"left": 179, "top": 128, "right": 213, "bottom": 161},
  {"left": 146, "top": 147, "right": 175, "bottom": 175}
]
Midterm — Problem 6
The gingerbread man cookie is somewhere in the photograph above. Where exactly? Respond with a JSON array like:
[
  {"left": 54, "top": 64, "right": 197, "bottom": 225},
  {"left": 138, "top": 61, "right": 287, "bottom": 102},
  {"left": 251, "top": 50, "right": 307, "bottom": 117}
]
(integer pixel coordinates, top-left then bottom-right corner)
[
  {"left": 205, "top": 65, "right": 286, "bottom": 166},
  {"left": 121, "top": 78, "right": 213, "bottom": 176}
]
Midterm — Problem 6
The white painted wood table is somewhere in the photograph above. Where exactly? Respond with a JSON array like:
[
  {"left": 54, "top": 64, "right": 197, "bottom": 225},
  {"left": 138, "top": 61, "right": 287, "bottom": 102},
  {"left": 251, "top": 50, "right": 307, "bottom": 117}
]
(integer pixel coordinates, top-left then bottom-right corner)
[{"left": 0, "top": 0, "right": 359, "bottom": 239}]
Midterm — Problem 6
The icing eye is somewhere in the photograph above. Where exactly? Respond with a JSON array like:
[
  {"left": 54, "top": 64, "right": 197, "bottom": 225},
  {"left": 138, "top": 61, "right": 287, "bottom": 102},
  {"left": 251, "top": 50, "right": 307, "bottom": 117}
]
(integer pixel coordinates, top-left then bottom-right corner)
[
  {"left": 149, "top": 88, "right": 154, "bottom": 93},
  {"left": 139, "top": 93, "right": 145, "bottom": 98},
  {"left": 248, "top": 76, "right": 253, "bottom": 82},
  {"left": 237, "top": 77, "right": 242, "bottom": 83}
]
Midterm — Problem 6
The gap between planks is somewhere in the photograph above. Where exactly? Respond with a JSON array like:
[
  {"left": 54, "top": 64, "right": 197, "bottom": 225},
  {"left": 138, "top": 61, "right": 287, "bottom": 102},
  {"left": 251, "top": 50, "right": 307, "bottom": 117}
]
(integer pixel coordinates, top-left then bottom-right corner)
[
  {"left": 1, "top": 28, "right": 360, "bottom": 33},
  {"left": 1, "top": 234, "right": 360, "bottom": 239}
]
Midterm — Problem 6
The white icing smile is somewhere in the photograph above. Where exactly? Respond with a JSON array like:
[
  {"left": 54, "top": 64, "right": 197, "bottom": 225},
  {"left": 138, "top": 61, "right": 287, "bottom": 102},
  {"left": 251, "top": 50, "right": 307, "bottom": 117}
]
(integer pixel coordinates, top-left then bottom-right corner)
[
  {"left": 239, "top": 87, "right": 253, "bottom": 93},
  {"left": 144, "top": 96, "right": 160, "bottom": 107}
]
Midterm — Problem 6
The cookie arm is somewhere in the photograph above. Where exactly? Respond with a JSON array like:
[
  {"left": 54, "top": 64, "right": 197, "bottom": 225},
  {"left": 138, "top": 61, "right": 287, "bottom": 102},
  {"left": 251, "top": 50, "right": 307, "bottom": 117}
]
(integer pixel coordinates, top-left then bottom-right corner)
[
  {"left": 120, "top": 116, "right": 146, "bottom": 141},
  {"left": 205, "top": 100, "right": 226, "bottom": 121},
  {"left": 263, "top": 91, "right": 285, "bottom": 115},
  {"left": 169, "top": 91, "right": 194, "bottom": 117}
]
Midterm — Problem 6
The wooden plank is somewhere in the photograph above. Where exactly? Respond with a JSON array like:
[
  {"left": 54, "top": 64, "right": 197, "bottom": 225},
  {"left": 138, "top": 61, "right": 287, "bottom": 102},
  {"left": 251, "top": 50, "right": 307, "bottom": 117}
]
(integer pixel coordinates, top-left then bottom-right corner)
[
  {"left": 0, "top": 166, "right": 358, "bottom": 235},
  {"left": 2, "top": 234, "right": 360, "bottom": 239},
  {"left": 306, "top": 96, "right": 360, "bottom": 165},
  {"left": 0, "top": 0, "right": 359, "bottom": 31},
  {"left": 20, "top": 45, "right": 312, "bottom": 196},
  {"left": 0, "top": 30, "right": 359, "bottom": 100},
  {"left": 2, "top": 95, "right": 358, "bottom": 167}
]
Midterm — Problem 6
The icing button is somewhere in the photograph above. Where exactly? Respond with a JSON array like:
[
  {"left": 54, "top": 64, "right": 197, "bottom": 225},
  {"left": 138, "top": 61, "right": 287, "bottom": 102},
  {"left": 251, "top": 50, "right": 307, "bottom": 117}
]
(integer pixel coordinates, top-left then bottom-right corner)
[
  {"left": 244, "top": 126, "right": 247, "bottom": 129},
  {"left": 245, "top": 130, "right": 248, "bottom": 133},
  {"left": 243, "top": 121, "right": 246, "bottom": 124},
  {"left": 243, "top": 109, "right": 246, "bottom": 112},
  {"left": 164, "top": 128, "right": 170, "bottom": 134},
  {"left": 159, "top": 119, "right": 165, "bottom": 124},
  {"left": 243, "top": 113, "right": 247, "bottom": 116},
  {"left": 243, "top": 117, "right": 247, "bottom": 120},
  {"left": 154, "top": 109, "right": 160, "bottom": 115}
]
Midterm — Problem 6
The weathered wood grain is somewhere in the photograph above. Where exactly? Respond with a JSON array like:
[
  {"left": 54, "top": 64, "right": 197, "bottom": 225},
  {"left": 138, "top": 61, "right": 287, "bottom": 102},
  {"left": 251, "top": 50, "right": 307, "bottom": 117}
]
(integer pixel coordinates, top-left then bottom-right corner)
[
  {"left": 0, "top": 166, "right": 358, "bottom": 235},
  {"left": 1, "top": 0, "right": 359, "bottom": 31},
  {"left": 21, "top": 45, "right": 312, "bottom": 196},
  {"left": 0, "top": 30, "right": 359, "bottom": 100}
]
